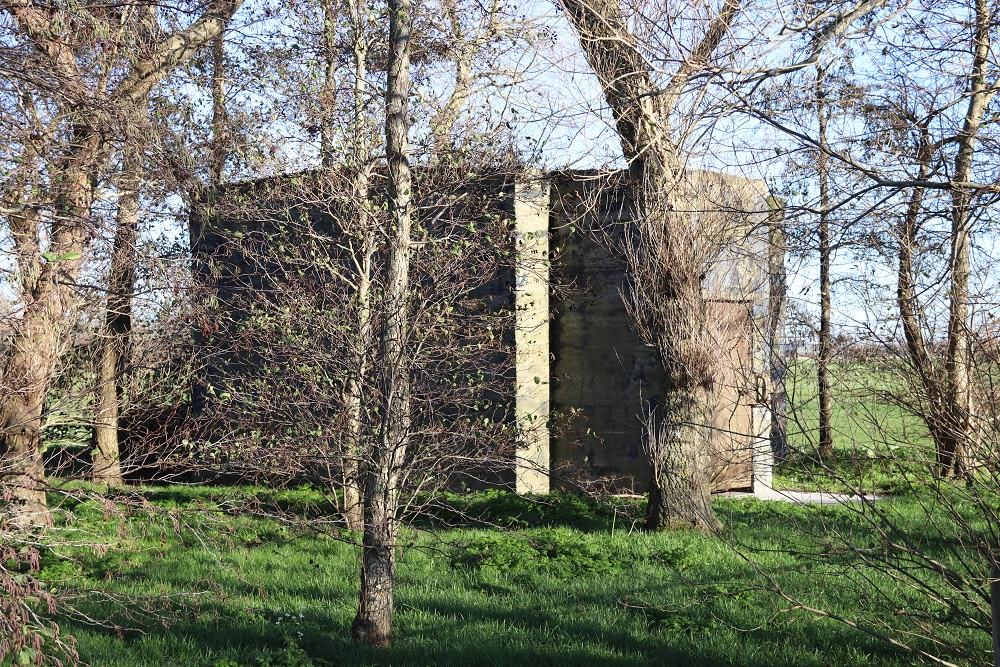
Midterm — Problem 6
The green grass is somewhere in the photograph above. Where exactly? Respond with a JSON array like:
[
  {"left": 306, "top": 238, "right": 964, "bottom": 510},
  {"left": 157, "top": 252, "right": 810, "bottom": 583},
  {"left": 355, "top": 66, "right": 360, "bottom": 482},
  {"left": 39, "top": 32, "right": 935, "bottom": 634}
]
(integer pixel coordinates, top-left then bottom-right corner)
[
  {"left": 26, "top": 361, "right": 984, "bottom": 665},
  {"left": 36, "top": 486, "right": 989, "bottom": 667},
  {"left": 774, "top": 359, "right": 936, "bottom": 493}
]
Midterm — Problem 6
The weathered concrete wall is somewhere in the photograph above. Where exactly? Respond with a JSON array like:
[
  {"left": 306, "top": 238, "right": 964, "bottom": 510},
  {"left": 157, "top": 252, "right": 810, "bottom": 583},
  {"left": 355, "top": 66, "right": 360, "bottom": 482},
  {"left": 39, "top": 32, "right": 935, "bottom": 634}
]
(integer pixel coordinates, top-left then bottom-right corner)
[
  {"left": 544, "top": 171, "right": 775, "bottom": 493},
  {"left": 192, "top": 168, "right": 778, "bottom": 495},
  {"left": 547, "top": 178, "right": 659, "bottom": 489}
]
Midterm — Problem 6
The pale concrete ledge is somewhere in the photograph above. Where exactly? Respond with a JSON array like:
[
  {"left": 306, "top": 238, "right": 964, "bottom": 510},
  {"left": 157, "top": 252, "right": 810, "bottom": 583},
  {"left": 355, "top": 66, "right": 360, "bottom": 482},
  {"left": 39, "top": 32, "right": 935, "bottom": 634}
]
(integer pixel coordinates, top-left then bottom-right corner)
[{"left": 725, "top": 487, "right": 881, "bottom": 505}]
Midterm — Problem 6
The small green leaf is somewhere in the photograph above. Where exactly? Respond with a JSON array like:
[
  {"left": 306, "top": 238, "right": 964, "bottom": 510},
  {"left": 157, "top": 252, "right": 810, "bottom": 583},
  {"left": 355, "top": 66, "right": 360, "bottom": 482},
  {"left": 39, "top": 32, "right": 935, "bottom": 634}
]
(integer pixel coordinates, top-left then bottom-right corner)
[{"left": 42, "top": 250, "right": 82, "bottom": 263}]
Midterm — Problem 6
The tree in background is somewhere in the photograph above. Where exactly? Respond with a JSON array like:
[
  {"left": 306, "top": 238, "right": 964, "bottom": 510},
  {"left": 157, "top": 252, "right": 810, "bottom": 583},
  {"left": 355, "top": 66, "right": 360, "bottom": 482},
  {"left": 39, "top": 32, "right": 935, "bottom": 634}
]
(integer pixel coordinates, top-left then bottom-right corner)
[
  {"left": 725, "top": 0, "right": 1000, "bottom": 661},
  {"left": 815, "top": 62, "right": 835, "bottom": 461}
]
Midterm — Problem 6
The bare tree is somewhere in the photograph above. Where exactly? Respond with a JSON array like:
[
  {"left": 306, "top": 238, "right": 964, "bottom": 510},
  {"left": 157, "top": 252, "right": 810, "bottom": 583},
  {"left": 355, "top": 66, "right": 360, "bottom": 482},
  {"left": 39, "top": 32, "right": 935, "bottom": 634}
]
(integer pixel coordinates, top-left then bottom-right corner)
[
  {"left": 351, "top": 0, "right": 414, "bottom": 644},
  {"left": 557, "top": 0, "right": 747, "bottom": 531},
  {"left": 767, "top": 199, "right": 789, "bottom": 461},
  {"left": 93, "top": 115, "right": 145, "bottom": 487},
  {"left": 338, "top": 0, "right": 378, "bottom": 532},
  {"left": 722, "top": 0, "right": 1000, "bottom": 662},
  {"left": 815, "top": 63, "right": 835, "bottom": 460}
]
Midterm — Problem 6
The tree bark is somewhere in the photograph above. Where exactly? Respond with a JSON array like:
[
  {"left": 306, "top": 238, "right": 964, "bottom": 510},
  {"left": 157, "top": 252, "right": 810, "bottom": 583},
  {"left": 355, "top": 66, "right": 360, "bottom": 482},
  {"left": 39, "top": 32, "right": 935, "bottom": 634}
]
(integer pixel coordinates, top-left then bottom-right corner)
[
  {"left": 341, "top": 227, "right": 373, "bottom": 532},
  {"left": 93, "top": 141, "right": 143, "bottom": 486},
  {"left": 320, "top": 0, "right": 338, "bottom": 166},
  {"left": 429, "top": 0, "right": 473, "bottom": 151},
  {"left": 352, "top": 0, "right": 412, "bottom": 645},
  {"left": 338, "top": 0, "right": 373, "bottom": 532},
  {"left": 815, "top": 65, "right": 834, "bottom": 461},
  {"left": 894, "top": 121, "right": 959, "bottom": 476},
  {"left": 1, "top": 124, "right": 98, "bottom": 526},
  {"left": 210, "top": 27, "right": 228, "bottom": 185},
  {"left": 559, "top": 0, "right": 740, "bottom": 531},
  {"left": 943, "top": 0, "right": 992, "bottom": 480},
  {"left": 767, "top": 201, "right": 788, "bottom": 461},
  {"left": 645, "top": 397, "right": 719, "bottom": 531}
]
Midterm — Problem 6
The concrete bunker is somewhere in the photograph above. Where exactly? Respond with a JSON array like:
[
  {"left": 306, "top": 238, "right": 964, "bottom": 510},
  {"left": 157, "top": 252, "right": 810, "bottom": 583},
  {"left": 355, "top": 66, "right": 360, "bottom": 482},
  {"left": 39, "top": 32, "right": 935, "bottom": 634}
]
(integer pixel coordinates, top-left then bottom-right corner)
[{"left": 191, "top": 168, "right": 782, "bottom": 495}]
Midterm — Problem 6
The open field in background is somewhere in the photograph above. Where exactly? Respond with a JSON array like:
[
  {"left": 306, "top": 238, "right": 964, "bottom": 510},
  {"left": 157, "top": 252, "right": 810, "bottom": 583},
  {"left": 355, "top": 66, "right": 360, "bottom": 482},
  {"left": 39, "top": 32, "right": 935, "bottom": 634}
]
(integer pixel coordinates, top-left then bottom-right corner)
[
  {"left": 774, "top": 360, "right": 936, "bottom": 493},
  {"left": 44, "top": 486, "right": 986, "bottom": 667}
]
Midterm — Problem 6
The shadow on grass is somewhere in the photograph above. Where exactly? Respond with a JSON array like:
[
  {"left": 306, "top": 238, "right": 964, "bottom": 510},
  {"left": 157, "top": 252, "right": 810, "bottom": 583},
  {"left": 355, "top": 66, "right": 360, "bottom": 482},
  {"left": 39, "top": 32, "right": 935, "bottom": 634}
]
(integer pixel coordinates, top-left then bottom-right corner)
[{"left": 68, "top": 582, "right": 923, "bottom": 667}]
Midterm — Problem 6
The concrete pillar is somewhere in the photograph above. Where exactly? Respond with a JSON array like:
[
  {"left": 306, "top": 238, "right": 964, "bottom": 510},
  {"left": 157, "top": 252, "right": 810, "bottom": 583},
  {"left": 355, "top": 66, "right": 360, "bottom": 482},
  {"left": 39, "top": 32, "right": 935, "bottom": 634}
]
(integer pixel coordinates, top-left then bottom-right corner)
[
  {"left": 752, "top": 402, "right": 774, "bottom": 493},
  {"left": 513, "top": 177, "right": 551, "bottom": 494},
  {"left": 755, "top": 198, "right": 785, "bottom": 495}
]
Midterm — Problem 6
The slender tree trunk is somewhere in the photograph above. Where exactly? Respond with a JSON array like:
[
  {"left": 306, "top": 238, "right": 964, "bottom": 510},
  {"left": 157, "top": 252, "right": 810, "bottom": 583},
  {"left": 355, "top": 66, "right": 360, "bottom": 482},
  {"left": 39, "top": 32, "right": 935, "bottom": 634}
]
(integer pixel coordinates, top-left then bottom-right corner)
[
  {"left": 320, "top": 0, "right": 338, "bottom": 166},
  {"left": 767, "top": 201, "right": 788, "bottom": 461},
  {"left": 894, "top": 124, "right": 958, "bottom": 473},
  {"left": 815, "top": 66, "right": 834, "bottom": 461},
  {"left": 352, "top": 0, "right": 412, "bottom": 645},
  {"left": 945, "top": 196, "right": 972, "bottom": 479},
  {"left": 944, "top": 0, "right": 992, "bottom": 480},
  {"left": 341, "top": 229, "right": 373, "bottom": 532},
  {"left": 93, "top": 142, "right": 142, "bottom": 486},
  {"left": 430, "top": 0, "right": 473, "bottom": 151},
  {"left": 210, "top": 28, "right": 228, "bottom": 184},
  {"left": 339, "top": 0, "right": 372, "bottom": 532}
]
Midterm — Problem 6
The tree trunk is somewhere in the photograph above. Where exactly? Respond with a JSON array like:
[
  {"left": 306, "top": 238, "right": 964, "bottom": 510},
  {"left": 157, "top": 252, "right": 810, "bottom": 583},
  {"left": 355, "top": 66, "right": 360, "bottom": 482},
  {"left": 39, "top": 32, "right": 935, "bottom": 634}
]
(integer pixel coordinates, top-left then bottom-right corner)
[
  {"left": 93, "top": 139, "right": 143, "bottom": 486},
  {"left": 210, "top": 27, "right": 228, "bottom": 184},
  {"left": 815, "top": 66, "right": 834, "bottom": 461},
  {"left": 559, "top": 0, "right": 738, "bottom": 532},
  {"left": 992, "top": 558, "right": 1000, "bottom": 667},
  {"left": 1, "top": 126, "right": 97, "bottom": 527},
  {"left": 352, "top": 0, "right": 412, "bottom": 645},
  {"left": 943, "top": 0, "right": 992, "bottom": 480},
  {"left": 645, "top": 397, "right": 720, "bottom": 532},
  {"left": 352, "top": 464, "right": 398, "bottom": 647},
  {"left": 430, "top": 0, "right": 473, "bottom": 151},
  {"left": 635, "top": 169, "right": 723, "bottom": 534},
  {"left": 2, "top": 231, "right": 71, "bottom": 523},
  {"left": 894, "top": 124, "right": 959, "bottom": 475},
  {"left": 767, "top": 201, "right": 788, "bottom": 461},
  {"left": 641, "top": 211, "right": 722, "bottom": 534},
  {"left": 1, "top": 373, "right": 52, "bottom": 528},
  {"left": 339, "top": 0, "right": 372, "bottom": 532},
  {"left": 341, "top": 229, "right": 373, "bottom": 532},
  {"left": 320, "top": 0, "right": 337, "bottom": 166}
]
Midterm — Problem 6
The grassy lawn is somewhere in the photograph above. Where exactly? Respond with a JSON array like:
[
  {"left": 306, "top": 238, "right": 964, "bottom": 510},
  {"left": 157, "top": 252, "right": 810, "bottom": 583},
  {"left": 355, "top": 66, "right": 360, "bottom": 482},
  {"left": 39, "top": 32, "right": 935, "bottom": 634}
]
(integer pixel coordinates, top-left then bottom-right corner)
[
  {"left": 774, "top": 359, "right": 936, "bottom": 494},
  {"left": 39, "top": 486, "right": 987, "bottom": 667},
  {"left": 26, "top": 361, "right": 985, "bottom": 665}
]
